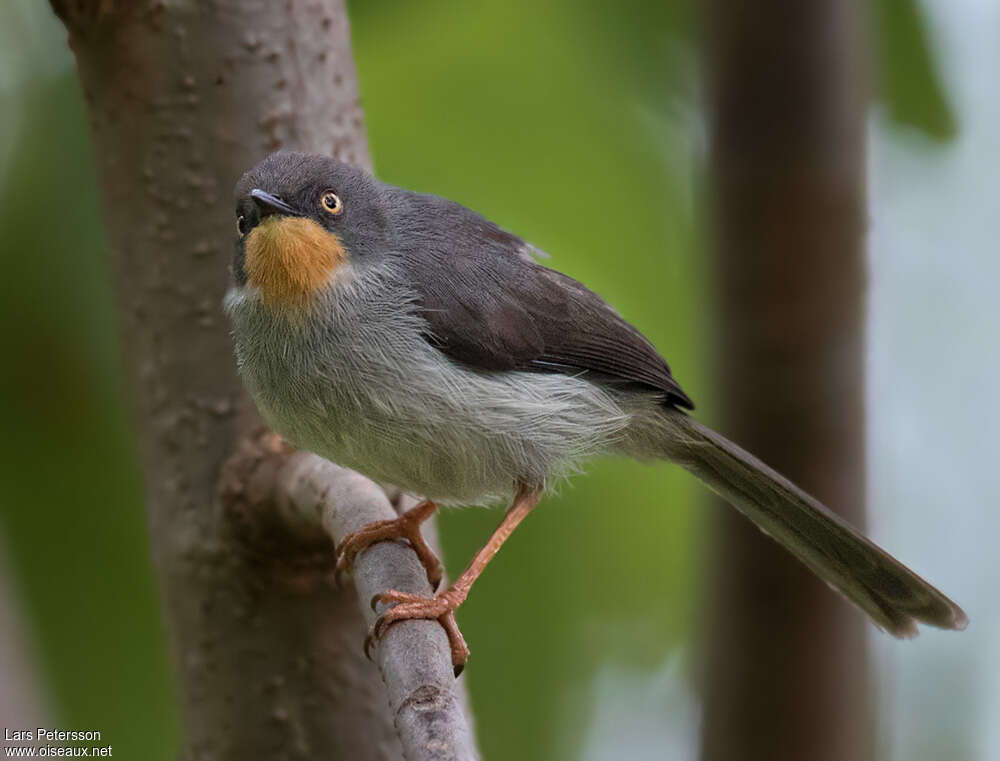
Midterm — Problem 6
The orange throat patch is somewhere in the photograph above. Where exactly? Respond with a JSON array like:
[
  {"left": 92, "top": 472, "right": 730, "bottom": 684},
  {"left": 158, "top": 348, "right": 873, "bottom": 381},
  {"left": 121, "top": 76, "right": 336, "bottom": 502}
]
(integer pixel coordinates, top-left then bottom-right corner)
[{"left": 244, "top": 216, "right": 346, "bottom": 313}]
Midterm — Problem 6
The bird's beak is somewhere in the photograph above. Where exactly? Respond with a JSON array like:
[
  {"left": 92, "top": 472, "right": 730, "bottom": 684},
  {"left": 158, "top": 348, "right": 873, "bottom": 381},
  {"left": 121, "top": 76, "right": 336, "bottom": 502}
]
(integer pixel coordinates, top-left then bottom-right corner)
[{"left": 250, "top": 189, "right": 301, "bottom": 218}]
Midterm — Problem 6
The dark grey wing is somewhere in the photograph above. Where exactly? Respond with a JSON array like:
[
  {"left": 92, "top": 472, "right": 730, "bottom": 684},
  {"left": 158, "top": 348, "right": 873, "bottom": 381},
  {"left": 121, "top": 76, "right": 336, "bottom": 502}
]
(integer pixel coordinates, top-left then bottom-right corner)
[
  {"left": 398, "top": 193, "right": 694, "bottom": 409},
  {"left": 416, "top": 236, "right": 546, "bottom": 371},
  {"left": 527, "top": 268, "right": 695, "bottom": 409}
]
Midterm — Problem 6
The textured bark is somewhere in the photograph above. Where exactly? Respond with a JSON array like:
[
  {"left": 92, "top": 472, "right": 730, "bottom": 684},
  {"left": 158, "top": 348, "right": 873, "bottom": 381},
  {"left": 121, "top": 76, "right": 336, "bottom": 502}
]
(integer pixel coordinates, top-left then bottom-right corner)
[
  {"left": 49, "top": 2, "right": 477, "bottom": 759},
  {"left": 701, "top": 2, "right": 872, "bottom": 761}
]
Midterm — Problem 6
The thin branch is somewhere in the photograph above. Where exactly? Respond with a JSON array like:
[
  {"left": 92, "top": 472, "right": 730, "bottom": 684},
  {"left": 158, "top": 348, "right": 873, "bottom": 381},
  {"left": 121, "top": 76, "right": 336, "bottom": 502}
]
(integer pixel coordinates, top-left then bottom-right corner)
[
  {"left": 280, "top": 453, "right": 481, "bottom": 761},
  {"left": 224, "top": 437, "right": 480, "bottom": 761}
]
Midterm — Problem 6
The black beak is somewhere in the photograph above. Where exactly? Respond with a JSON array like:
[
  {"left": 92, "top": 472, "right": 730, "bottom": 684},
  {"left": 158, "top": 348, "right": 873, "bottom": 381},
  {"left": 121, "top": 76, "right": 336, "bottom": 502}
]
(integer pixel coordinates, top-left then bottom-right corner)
[{"left": 250, "top": 189, "right": 301, "bottom": 218}]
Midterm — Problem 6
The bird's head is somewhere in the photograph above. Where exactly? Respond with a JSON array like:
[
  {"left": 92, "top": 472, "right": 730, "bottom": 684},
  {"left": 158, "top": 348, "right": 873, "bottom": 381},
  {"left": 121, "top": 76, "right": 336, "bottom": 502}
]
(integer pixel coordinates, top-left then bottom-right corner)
[{"left": 232, "top": 151, "right": 390, "bottom": 313}]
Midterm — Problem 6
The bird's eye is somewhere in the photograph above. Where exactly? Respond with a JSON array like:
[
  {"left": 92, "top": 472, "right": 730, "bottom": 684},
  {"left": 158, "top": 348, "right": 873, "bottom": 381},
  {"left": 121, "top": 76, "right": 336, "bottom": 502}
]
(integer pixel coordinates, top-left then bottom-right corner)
[
  {"left": 321, "top": 191, "right": 343, "bottom": 215},
  {"left": 236, "top": 215, "right": 247, "bottom": 236}
]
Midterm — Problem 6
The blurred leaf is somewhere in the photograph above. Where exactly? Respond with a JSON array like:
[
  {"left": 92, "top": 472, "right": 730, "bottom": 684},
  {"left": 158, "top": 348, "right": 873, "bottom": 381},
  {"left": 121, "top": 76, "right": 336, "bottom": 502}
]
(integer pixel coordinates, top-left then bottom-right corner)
[{"left": 875, "top": 0, "right": 958, "bottom": 140}]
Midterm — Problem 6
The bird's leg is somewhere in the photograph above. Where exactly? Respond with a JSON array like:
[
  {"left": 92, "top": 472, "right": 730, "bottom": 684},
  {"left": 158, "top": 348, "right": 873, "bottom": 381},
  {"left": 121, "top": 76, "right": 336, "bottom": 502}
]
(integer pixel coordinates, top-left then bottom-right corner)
[
  {"left": 366, "top": 485, "right": 542, "bottom": 676},
  {"left": 335, "top": 498, "right": 443, "bottom": 590}
]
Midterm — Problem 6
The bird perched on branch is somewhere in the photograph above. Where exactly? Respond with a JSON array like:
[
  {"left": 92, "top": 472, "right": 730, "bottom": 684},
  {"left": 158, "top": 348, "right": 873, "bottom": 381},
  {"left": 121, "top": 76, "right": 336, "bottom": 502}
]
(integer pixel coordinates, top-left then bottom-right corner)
[{"left": 225, "top": 151, "right": 966, "bottom": 675}]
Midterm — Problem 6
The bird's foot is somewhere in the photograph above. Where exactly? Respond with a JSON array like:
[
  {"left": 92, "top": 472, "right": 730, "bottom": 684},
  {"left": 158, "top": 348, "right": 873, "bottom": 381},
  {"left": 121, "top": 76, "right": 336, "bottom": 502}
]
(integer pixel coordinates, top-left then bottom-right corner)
[
  {"left": 366, "top": 588, "right": 470, "bottom": 676},
  {"left": 358, "top": 486, "right": 542, "bottom": 678},
  {"left": 335, "top": 499, "right": 443, "bottom": 590}
]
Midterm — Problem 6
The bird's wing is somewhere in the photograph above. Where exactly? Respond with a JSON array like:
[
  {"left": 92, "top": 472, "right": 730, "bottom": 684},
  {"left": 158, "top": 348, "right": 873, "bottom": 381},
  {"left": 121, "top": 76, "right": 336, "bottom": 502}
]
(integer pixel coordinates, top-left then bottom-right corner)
[{"left": 399, "top": 200, "right": 694, "bottom": 409}]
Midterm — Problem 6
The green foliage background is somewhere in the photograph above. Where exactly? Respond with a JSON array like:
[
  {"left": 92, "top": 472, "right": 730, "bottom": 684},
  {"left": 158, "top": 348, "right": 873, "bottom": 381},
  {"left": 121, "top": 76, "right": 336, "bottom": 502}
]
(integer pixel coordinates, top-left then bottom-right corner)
[{"left": 0, "top": 1, "right": 960, "bottom": 759}]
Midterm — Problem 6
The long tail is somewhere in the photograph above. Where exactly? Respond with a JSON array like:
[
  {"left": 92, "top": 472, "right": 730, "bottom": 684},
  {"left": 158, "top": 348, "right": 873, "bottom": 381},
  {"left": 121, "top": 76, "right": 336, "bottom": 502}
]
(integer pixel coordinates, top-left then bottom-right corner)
[{"left": 661, "top": 413, "right": 967, "bottom": 637}]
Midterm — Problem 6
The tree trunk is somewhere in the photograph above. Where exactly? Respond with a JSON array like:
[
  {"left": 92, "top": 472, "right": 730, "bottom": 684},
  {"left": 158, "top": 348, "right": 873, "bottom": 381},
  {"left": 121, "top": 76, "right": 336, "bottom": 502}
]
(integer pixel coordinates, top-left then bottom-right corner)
[
  {"left": 701, "top": 2, "right": 872, "bottom": 761},
  {"left": 49, "top": 2, "right": 438, "bottom": 758}
]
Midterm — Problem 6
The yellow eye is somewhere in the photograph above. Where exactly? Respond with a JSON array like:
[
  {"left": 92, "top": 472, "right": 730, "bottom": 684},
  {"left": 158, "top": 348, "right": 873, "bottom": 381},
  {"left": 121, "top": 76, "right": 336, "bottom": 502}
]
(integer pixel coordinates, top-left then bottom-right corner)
[{"left": 321, "top": 191, "right": 343, "bottom": 215}]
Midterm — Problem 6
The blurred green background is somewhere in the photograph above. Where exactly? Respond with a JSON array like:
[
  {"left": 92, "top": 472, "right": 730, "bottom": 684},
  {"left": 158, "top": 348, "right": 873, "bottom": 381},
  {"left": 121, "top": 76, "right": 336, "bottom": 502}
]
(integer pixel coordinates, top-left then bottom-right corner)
[{"left": 0, "top": 1, "right": 995, "bottom": 759}]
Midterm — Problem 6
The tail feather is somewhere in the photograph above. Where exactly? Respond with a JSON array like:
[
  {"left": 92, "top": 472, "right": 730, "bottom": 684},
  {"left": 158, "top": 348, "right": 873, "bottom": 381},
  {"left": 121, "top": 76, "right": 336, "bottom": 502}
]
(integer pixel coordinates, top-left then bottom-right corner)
[{"left": 665, "top": 414, "right": 967, "bottom": 637}]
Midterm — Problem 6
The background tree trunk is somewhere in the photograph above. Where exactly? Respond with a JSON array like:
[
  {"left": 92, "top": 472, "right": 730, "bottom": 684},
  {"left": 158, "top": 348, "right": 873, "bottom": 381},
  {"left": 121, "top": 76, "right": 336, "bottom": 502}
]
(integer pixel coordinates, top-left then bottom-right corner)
[
  {"left": 701, "top": 2, "right": 872, "bottom": 761},
  {"left": 48, "top": 2, "right": 455, "bottom": 758}
]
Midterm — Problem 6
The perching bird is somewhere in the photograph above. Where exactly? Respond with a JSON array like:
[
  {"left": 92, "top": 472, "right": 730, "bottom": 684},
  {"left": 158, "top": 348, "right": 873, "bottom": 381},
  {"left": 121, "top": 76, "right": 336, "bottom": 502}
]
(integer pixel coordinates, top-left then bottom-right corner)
[{"left": 225, "top": 151, "right": 966, "bottom": 674}]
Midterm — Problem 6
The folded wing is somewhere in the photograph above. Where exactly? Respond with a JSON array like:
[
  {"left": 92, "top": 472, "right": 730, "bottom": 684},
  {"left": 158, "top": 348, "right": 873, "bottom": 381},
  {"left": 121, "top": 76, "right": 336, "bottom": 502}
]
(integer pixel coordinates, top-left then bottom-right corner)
[{"left": 398, "top": 195, "right": 693, "bottom": 410}]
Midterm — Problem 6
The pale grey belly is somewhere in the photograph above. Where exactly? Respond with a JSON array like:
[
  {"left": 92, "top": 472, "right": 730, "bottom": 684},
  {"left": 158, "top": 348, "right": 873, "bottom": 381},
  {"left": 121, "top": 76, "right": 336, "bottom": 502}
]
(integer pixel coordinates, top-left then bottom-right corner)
[
  {"left": 229, "top": 280, "right": 644, "bottom": 504},
  {"left": 243, "top": 354, "right": 635, "bottom": 506}
]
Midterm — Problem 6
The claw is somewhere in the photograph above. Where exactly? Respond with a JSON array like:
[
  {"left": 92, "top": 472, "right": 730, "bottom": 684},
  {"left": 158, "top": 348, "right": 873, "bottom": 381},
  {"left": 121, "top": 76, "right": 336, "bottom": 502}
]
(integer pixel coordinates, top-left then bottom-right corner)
[
  {"left": 334, "top": 561, "right": 353, "bottom": 590},
  {"left": 372, "top": 613, "right": 391, "bottom": 640},
  {"left": 363, "top": 589, "right": 470, "bottom": 676},
  {"left": 363, "top": 630, "right": 377, "bottom": 661},
  {"left": 334, "top": 500, "right": 443, "bottom": 590},
  {"left": 358, "top": 486, "right": 540, "bottom": 678}
]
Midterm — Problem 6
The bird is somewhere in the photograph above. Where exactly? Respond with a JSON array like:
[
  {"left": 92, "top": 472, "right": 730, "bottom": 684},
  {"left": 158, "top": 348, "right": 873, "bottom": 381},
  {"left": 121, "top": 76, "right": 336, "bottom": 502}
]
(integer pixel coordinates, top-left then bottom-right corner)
[{"left": 224, "top": 150, "right": 967, "bottom": 674}]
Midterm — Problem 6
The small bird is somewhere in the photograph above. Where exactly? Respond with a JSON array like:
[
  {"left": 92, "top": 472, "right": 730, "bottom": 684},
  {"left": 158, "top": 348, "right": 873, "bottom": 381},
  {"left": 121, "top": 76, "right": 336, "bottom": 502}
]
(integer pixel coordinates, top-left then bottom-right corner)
[{"left": 225, "top": 151, "right": 966, "bottom": 674}]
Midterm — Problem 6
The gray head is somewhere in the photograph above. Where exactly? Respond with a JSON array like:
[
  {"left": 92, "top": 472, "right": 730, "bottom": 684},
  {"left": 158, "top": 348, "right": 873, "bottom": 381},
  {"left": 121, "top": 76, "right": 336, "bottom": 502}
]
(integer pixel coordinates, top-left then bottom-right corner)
[{"left": 231, "top": 152, "right": 395, "bottom": 310}]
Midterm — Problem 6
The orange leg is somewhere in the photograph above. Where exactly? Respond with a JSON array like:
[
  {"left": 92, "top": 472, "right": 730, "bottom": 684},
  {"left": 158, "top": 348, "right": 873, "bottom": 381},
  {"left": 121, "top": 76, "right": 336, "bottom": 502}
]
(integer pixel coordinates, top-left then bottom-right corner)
[
  {"left": 366, "top": 485, "right": 542, "bottom": 676},
  {"left": 335, "top": 499, "right": 443, "bottom": 590}
]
